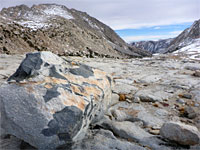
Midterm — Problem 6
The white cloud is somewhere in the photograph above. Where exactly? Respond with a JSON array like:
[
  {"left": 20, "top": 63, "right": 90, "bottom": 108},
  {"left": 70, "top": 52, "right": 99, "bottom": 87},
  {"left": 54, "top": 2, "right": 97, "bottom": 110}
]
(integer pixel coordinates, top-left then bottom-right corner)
[
  {"left": 123, "top": 29, "right": 184, "bottom": 42},
  {"left": 0, "top": 0, "right": 199, "bottom": 30},
  {"left": 154, "top": 27, "right": 161, "bottom": 30},
  {"left": 169, "top": 30, "right": 183, "bottom": 35}
]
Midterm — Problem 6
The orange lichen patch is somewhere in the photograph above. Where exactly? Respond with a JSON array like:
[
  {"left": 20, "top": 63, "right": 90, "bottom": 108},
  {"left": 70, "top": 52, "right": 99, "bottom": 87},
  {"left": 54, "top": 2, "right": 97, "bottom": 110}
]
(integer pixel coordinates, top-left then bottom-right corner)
[
  {"left": 64, "top": 74, "right": 82, "bottom": 84},
  {"left": 71, "top": 84, "right": 82, "bottom": 94},
  {"left": 44, "top": 77, "right": 68, "bottom": 85},
  {"left": 60, "top": 89, "right": 86, "bottom": 111},
  {"left": 84, "top": 86, "right": 101, "bottom": 99},
  {"left": 64, "top": 73, "right": 109, "bottom": 92},
  {"left": 44, "top": 84, "right": 53, "bottom": 89},
  {"left": 119, "top": 94, "right": 126, "bottom": 101},
  {"left": 93, "top": 69, "right": 107, "bottom": 77}
]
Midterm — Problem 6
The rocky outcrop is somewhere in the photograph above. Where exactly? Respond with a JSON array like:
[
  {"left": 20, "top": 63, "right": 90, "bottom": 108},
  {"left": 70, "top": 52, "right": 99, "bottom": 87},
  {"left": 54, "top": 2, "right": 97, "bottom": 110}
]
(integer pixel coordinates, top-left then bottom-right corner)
[
  {"left": 0, "top": 51, "right": 112, "bottom": 149},
  {"left": 132, "top": 38, "right": 173, "bottom": 54},
  {"left": 0, "top": 4, "right": 151, "bottom": 58},
  {"left": 166, "top": 19, "right": 200, "bottom": 53},
  {"left": 160, "top": 122, "right": 200, "bottom": 146}
]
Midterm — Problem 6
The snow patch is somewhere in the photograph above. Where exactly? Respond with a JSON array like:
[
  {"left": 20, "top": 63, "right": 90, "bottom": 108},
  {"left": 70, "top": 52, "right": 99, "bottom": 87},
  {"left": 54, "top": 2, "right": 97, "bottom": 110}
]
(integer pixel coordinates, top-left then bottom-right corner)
[
  {"left": 14, "top": 5, "right": 73, "bottom": 30},
  {"left": 173, "top": 39, "right": 200, "bottom": 61},
  {"left": 43, "top": 5, "right": 73, "bottom": 19},
  {"left": 82, "top": 16, "right": 100, "bottom": 30}
]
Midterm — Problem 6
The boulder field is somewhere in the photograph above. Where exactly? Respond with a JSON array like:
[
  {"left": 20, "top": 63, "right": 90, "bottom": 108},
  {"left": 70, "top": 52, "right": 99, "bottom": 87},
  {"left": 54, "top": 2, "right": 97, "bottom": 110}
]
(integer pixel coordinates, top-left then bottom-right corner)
[{"left": 0, "top": 52, "right": 200, "bottom": 150}]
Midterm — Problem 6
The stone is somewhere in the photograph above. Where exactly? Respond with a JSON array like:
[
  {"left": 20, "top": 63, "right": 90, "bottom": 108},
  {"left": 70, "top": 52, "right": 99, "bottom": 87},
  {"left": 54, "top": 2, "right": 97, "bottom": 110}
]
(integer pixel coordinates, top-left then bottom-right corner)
[
  {"left": 112, "top": 83, "right": 138, "bottom": 94},
  {"left": 176, "top": 99, "right": 185, "bottom": 104},
  {"left": 149, "top": 129, "right": 160, "bottom": 135},
  {"left": 178, "top": 93, "right": 192, "bottom": 99},
  {"left": 160, "top": 122, "right": 200, "bottom": 145},
  {"left": 100, "top": 119, "right": 171, "bottom": 150},
  {"left": 193, "top": 70, "right": 200, "bottom": 77},
  {"left": 191, "top": 89, "right": 200, "bottom": 102},
  {"left": 110, "top": 93, "right": 119, "bottom": 106},
  {"left": 72, "top": 129, "right": 146, "bottom": 150},
  {"left": 155, "top": 109, "right": 169, "bottom": 119},
  {"left": 181, "top": 106, "right": 197, "bottom": 119},
  {"left": 134, "top": 85, "right": 173, "bottom": 102},
  {"left": 119, "top": 94, "right": 126, "bottom": 101},
  {"left": 109, "top": 102, "right": 164, "bottom": 128},
  {"left": 184, "top": 65, "right": 200, "bottom": 71},
  {"left": 0, "top": 51, "right": 113, "bottom": 149},
  {"left": 104, "top": 121, "right": 151, "bottom": 143}
]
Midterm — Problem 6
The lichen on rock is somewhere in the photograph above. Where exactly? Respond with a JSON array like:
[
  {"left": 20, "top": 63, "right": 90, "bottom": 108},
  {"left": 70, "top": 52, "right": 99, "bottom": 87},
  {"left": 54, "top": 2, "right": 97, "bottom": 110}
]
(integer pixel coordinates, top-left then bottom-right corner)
[{"left": 0, "top": 51, "right": 113, "bottom": 149}]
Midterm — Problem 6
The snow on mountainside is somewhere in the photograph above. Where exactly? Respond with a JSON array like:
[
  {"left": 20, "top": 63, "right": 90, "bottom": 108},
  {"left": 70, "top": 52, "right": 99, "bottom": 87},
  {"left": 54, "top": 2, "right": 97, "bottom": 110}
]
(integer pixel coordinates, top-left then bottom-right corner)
[
  {"left": 131, "top": 19, "right": 200, "bottom": 55},
  {"left": 173, "top": 38, "right": 200, "bottom": 61},
  {"left": 1, "top": 4, "right": 74, "bottom": 30},
  {"left": 166, "top": 19, "right": 200, "bottom": 53},
  {"left": 0, "top": 4, "right": 151, "bottom": 58}
]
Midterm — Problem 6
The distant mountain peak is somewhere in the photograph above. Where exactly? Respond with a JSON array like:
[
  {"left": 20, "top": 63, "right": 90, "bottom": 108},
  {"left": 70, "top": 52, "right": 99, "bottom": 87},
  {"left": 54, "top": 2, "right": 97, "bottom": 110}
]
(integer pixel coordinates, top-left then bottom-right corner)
[{"left": 131, "top": 19, "right": 200, "bottom": 54}]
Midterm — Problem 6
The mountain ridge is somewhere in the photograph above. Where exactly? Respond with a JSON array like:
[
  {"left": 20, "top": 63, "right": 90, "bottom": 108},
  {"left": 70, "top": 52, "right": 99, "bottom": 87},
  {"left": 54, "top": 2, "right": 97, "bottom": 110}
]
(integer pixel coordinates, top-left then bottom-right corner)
[
  {"left": 131, "top": 19, "right": 200, "bottom": 54},
  {"left": 0, "top": 4, "right": 151, "bottom": 58}
]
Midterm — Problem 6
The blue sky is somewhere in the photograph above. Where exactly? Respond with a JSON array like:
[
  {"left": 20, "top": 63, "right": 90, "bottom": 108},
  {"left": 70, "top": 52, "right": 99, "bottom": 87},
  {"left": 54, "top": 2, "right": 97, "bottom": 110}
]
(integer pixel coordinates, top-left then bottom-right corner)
[
  {"left": 115, "top": 22, "right": 193, "bottom": 42},
  {"left": 0, "top": 0, "right": 199, "bottom": 42}
]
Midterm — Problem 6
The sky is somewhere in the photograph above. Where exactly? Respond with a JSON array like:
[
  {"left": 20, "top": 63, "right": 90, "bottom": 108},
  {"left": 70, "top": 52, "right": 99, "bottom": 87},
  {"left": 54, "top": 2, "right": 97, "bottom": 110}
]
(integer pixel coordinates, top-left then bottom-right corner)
[{"left": 0, "top": 0, "right": 200, "bottom": 42}]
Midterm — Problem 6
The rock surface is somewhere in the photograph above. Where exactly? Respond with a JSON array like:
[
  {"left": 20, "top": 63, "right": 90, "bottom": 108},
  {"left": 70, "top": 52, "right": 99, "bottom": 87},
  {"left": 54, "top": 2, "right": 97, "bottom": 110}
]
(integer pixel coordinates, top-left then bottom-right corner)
[
  {"left": 0, "top": 51, "right": 112, "bottom": 149},
  {"left": 1, "top": 52, "right": 200, "bottom": 150},
  {"left": 160, "top": 122, "right": 200, "bottom": 145}
]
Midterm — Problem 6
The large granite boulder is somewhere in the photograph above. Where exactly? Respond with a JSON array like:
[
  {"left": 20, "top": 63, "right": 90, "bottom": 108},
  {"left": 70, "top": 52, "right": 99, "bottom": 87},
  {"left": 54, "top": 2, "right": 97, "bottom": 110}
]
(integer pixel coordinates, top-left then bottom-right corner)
[
  {"left": 0, "top": 51, "right": 113, "bottom": 149},
  {"left": 160, "top": 122, "right": 200, "bottom": 146}
]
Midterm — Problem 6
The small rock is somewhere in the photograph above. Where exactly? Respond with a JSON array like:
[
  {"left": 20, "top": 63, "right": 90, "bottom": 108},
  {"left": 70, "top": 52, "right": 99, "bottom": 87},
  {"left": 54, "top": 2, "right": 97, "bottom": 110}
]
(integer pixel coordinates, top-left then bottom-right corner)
[
  {"left": 110, "top": 93, "right": 119, "bottom": 106},
  {"left": 176, "top": 99, "right": 185, "bottom": 104},
  {"left": 194, "top": 103, "right": 199, "bottom": 107},
  {"left": 149, "top": 129, "right": 160, "bottom": 135},
  {"left": 135, "top": 85, "right": 172, "bottom": 102},
  {"left": 178, "top": 93, "right": 192, "bottom": 99},
  {"left": 119, "top": 94, "right": 126, "bottom": 101},
  {"left": 112, "top": 83, "right": 138, "bottom": 94},
  {"left": 155, "top": 109, "right": 169, "bottom": 119},
  {"left": 160, "top": 121, "right": 200, "bottom": 146},
  {"left": 152, "top": 102, "right": 160, "bottom": 107},
  {"left": 181, "top": 106, "right": 197, "bottom": 119},
  {"left": 193, "top": 70, "right": 200, "bottom": 77},
  {"left": 133, "top": 97, "right": 140, "bottom": 103},
  {"left": 13, "top": 30, "right": 20, "bottom": 35}
]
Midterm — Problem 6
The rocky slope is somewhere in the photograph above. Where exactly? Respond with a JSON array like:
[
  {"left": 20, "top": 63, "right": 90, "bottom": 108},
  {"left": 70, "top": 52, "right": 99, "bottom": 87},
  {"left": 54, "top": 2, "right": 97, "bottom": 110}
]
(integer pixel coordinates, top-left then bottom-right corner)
[
  {"left": 132, "top": 38, "right": 173, "bottom": 54},
  {"left": 131, "top": 19, "right": 200, "bottom": 54},
  {"left": 0, "top": 4, "right": 150, "bottom": 58},
  {"left": 166, "top": 19, "right": 200, "bottom": 53},
  {"left": 1, "top": 51, "right": 200, "bottom": 150}
]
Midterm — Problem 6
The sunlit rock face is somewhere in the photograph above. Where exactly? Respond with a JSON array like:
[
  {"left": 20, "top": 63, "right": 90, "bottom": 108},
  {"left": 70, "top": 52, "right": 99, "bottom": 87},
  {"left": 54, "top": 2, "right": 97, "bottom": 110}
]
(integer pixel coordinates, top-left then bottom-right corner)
[{"left": 0, "top": 51, "right": 112, "bottom": 149}]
